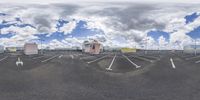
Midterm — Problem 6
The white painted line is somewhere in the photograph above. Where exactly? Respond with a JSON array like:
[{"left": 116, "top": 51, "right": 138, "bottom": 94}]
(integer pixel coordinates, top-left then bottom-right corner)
[
  {"left": 0, "top": 56, "right": 8, "bottom": 62},
  {"left": 195, "top": 60, "right": 200, "bottom": 64},
  {"left": 186, "top": 55, "right": 200, "bottom": 60},
  {"left": 133, "top": 56, "right": 153, "bottom": 63},
  {"left": 33, "top": 56, "right": 45, "bottom": 59},
  {"left": 41, "top": 55, "right": 58, "bottom": 63},
  {"left": 59, "top": 55, "right": 63, "bottom": 58},
  {"left": 70, "top": 55, "right": 74, "bottom": 59},
  {"left": 123, "top": 55, "right": 141, "bottom": 68},
  {"left": 170, "top": 58, "right": 176, "bottom": 69},
  {"left": 87, "top": 55, "right": 108, "bottom": 64},
  {"left": 106, "top": 55, "right": 116, "bottom": 71}
]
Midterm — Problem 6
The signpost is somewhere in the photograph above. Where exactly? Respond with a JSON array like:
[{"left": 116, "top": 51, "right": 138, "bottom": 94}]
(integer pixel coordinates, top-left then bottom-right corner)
[{"left": 143, "top": 38, "right": 149, "bottom": 55}]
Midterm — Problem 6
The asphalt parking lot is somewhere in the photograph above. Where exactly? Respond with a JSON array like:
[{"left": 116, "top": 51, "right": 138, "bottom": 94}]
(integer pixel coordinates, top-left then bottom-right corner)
[{"left": 0, "top": 51, "right": 200, "bottom": 100}]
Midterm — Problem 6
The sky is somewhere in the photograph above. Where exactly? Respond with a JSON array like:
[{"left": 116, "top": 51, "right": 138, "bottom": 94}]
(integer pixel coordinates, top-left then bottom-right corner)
[
  {"left": 0, "top": 0, "right": 200, "bottom": 4},
  {"left": 0, "top": 1, "right": 200, "bottom": 50}
]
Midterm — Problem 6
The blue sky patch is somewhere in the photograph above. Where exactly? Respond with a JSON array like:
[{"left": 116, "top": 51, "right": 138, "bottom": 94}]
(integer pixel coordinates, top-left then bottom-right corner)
[
  {"left": 35, "top": 32, "right": 66, "bottom": 43},
  {"left": 34, "top": 20, "right": 104, "bottom": 43},
  {"left": 147, "top": 30, "right": 169, "bottom": 41},
  {"left": 56, "top": 19, "right": 69, "bottom": 30},
  {"left": 0, "top": 33, "right": 14, "bottom": 38},
  {"left": 187, "top": 26, "right": 200, "bottom": 39},
  {"left": 0, "top": 13, "right": 6, "bottom": 16},
  {"left": 185, "top": 12, "right": 199, "bottom": 24},
  {"left": 15, "top": 17, "right": 22, "bottom": 22},
  {"left": 0, "top": 21, "right": 36, "bottom": 29},
  {"left": 69, "top": 20, "right": 103, "bottom": 37}
]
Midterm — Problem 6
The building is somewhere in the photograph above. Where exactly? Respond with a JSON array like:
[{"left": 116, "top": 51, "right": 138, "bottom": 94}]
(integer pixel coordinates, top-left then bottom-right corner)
[
  {"left": 82, "top": 40, "right": 102, "bottom": 54},
  {"left": 183, "top": 45, "right": 200, "bottom": 54},
  {"left": 0, "top": 45, "right": 4, "bottom": 53},
  {"left": 24, "top": 43, "right": 38, "bottom": 55}
]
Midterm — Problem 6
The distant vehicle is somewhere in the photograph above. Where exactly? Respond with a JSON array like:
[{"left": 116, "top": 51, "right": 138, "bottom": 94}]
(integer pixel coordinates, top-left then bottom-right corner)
[
  {"left": 24, "top": 43, "right": 38, "bottom": 55},
  {"left": 0, "top": 45, "right": 4, "bottom": 53},
  {"left": 183, "top": 45, "right": 200, "bottom": 54},
  {"left": 82, "top": 40, "right": 102, "bottom": 54}
]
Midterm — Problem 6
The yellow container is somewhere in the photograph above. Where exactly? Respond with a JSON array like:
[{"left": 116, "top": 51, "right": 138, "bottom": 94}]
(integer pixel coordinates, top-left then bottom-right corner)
[
  {"left": 121, "top": 48, "right": 137, "bottom": 53},
  {"left": 7, "top": 47, "right": 17, "bottom": 52}
]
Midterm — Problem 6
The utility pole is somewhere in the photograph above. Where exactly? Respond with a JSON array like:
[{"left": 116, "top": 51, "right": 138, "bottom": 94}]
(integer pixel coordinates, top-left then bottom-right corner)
[
  {"left": 30, "top": 39, "right": 43, "bottom": 54},
  {"left": 39, "top": 39, "right": 44, "bottom": 55},
  {"left": 145, "top": 38, "right": 148, "bottom": 55},
  {"left": 195, "top": 39, "right": 197, "bottom": 56},
  {"left": 158, "top": 44, "right": 160, "bottom": 54}
]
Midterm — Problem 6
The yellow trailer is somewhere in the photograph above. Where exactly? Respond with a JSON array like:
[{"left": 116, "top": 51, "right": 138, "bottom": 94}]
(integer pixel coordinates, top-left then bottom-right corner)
[
  {"left": 6, "top": 47, "right": 17, "bottom": 52},
  {"left": 121, "top": 48, "right": 137, "bottom": 53}
]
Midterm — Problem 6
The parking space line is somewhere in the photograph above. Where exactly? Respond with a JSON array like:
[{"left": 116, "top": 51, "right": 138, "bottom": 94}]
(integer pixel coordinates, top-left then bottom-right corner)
[
  {"left": 133, "top": 56, "right": 153, "bottom": 63},
  {"left": 186, "top": 55, "right": 200, "bottom": 60},
  {"left": 0, "top": 56, "right": 8, "bottom": 62},
  {"left": 59, "top": 55, "right": 63, "bottom": 58},
  {"left": 70, "top": 55, "right": 74, "bottom": 59},
  {"left": 123, "top": 55, "right": 141, "bottom": 68},
  {"left": 33, "top": 56, "right": 45, "bottom": 59},
  {"left": 195, "top": 60, "right": 200, "bottom": 64},
  {"left": 106, "top": 55, "right": 116, "bottom": 71},
  {"left": 170, "top": 58, "right": 176, "bottom": 69},
  {"left": 41, "top": 55, "right": 58, "bottom": 63},
  {"left": 87, "top": 55, "right": 108, "bottom": 64}
]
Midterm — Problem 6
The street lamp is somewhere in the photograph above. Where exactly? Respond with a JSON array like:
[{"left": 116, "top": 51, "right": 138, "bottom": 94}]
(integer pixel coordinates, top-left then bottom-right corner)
[
  {"left": 144, "top": 38, "right": 149, "bottom": 55},
  {"left": 39, "top": 39, "right": 44, "bottom": 55},
  {"left": 195, "top": 39, "right": 197, "bottom": 56}
]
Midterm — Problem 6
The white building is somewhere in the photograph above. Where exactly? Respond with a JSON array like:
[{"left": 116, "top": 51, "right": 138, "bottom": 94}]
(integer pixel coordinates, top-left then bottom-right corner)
[
  {"left": 82, "top": 40, "right": 102, "bottom": 54},
  {"left": 24, "top": 43, "right": 38, "bottom": 55},
  {"left": 183, "top": 45, "right": 200, "bottom": 54}
]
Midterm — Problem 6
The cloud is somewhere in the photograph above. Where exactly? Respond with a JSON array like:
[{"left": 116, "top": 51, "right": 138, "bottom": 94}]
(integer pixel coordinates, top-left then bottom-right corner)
[
  {"left": 59, "top": 20, "right": 77, "bottom": 35},
  {"left": 0, "top": 0, "right": 200, "bottom": 4},
  {"left": 0, "top": 2, "right": 200, "bottom": 49}
]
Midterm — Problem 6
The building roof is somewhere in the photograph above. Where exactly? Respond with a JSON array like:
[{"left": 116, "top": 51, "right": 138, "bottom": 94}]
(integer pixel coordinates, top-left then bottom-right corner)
[{"left": 83, "top": 40, "right": 101, "bottom": 45}]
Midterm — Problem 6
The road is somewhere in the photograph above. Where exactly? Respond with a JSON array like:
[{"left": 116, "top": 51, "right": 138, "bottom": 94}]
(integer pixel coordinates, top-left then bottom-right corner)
[{"left": 0, "top": 52, "right": 199, "bottom": 100}]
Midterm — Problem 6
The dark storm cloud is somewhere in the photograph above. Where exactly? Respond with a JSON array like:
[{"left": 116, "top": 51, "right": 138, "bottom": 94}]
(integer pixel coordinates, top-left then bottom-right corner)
[
  {"left": 51, "top": 4, "right": 80, "bottom": 16},
  {"left": 31, "top": 4, "right": 80, "bottom": 33},
  {"left": 33, "top": 15, "right": 52, "bottom": 33},
  {"left": 86, "top": 3, "right": 166, "bottom": 31}
]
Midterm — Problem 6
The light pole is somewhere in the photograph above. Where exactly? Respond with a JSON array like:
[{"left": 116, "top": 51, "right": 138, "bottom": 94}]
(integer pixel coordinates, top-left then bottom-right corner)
[
  {"left": 158, "top": 44, "right": 160, "bottom": 54},
  {"left": 195, "top": 39, "right": 197, "bottom": 56},
  {"left": 40, "top": 39, "right": 44, "bottom": 55},
  {"left": 144, "top": 38, "right": 149, "bottom": 55}
]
